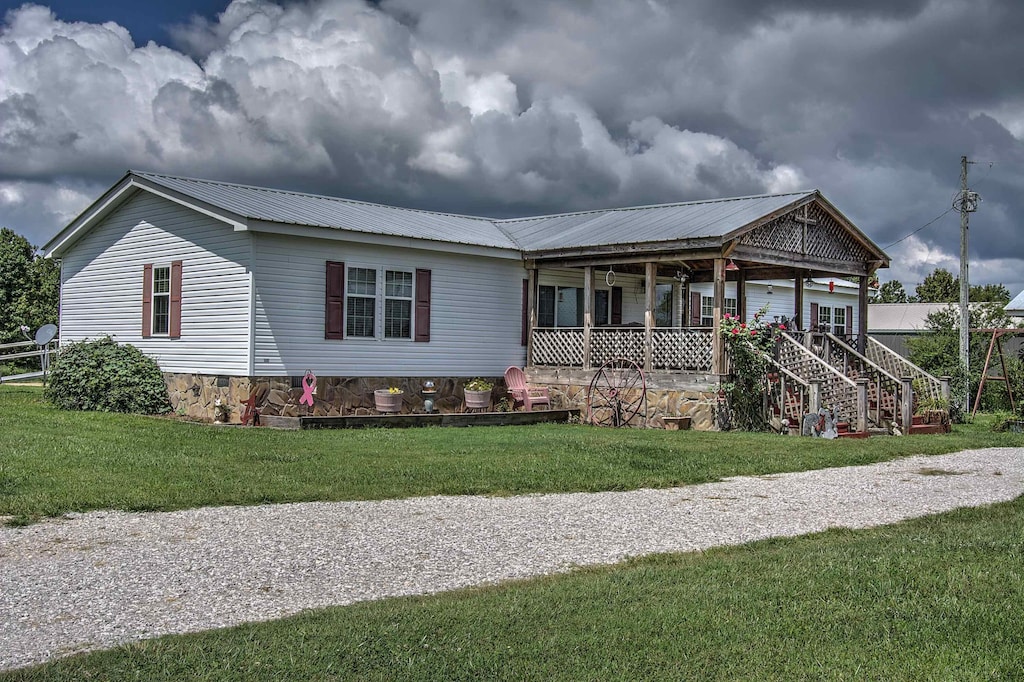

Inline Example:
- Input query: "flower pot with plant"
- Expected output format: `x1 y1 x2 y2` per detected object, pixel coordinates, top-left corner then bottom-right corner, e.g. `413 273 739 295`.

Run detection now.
374 386 404 413
464 378 493 410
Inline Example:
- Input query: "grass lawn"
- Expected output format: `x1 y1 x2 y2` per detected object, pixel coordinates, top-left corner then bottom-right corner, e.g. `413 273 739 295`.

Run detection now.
1 384 1022 523
4 495 1022 680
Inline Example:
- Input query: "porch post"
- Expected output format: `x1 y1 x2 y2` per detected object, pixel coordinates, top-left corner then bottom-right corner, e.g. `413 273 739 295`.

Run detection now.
526 266 538 367
644 262 656 372
583 266 594 370
794 273 804 331
712 258 726 375
857 275 869 354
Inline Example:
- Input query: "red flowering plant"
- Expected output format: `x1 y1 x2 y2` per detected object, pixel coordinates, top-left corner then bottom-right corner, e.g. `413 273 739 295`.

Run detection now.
718 305 783 430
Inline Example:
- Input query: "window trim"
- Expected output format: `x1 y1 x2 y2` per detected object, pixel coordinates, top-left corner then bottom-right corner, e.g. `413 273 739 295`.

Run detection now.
151 264 172 336
343 263 418 341
700 295 737 326
142 261 181 339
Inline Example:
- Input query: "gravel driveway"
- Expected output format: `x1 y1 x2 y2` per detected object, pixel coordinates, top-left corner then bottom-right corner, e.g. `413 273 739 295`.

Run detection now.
2 447 1022 671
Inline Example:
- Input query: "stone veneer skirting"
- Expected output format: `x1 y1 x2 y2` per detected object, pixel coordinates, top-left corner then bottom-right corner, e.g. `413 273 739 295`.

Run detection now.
164 369 723 430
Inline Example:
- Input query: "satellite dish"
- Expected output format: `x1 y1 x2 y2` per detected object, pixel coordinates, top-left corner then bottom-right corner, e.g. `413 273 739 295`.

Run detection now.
34 324 58 345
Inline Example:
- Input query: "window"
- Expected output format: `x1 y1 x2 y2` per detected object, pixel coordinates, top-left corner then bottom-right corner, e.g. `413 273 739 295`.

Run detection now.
346 267 376 338
816 306 848 335
142 261 181 338
700 296 737 326
538 285 613 327
338 265 419 340
595 289 609 326
384 270 413 339
655 284 673 327
152 266 171 335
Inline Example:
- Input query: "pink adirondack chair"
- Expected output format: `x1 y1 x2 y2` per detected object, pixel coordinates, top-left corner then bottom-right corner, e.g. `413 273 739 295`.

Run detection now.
504 366 551 411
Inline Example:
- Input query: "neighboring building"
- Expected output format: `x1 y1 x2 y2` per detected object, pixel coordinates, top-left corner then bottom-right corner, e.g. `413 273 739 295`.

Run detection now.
44 171 888 423
868 303 952 356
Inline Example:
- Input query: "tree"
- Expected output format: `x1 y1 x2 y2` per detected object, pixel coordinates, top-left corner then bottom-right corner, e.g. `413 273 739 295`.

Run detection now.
872 280 909 303
969 283 1011 303
907 301 1016 417
914 268 958 303
0 227 59 344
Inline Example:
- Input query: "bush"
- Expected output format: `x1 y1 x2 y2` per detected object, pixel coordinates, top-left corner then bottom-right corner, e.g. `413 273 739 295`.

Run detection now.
44 337 170 414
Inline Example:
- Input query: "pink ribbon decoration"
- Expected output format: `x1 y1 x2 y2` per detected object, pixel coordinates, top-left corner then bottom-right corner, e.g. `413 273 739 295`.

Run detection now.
300 370 316 406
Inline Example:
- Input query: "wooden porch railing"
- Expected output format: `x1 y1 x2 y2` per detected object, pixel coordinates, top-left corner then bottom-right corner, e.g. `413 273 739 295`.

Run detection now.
531 327 714 372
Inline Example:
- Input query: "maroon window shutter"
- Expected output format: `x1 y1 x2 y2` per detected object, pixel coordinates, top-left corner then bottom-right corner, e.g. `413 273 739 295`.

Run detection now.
689 291 701 326
521 278 529 346
611 286 623 325
325 261 345 339
169 260 183 338
846 305 854 335
142 264 153 338
810 302 819 331
415 268 431 342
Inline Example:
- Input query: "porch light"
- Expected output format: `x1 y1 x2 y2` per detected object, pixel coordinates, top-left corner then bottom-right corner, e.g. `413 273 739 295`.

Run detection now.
767 284 773 295
725 259 739 272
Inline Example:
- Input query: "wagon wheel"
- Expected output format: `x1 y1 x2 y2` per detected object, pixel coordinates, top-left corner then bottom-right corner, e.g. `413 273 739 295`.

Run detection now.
587 358 647 427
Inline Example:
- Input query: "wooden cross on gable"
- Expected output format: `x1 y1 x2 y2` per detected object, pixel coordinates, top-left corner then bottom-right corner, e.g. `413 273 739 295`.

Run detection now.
793 204 818 255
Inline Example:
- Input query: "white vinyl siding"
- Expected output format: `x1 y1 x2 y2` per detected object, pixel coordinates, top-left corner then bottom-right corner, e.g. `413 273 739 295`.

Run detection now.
58 191 252 374
252 233 525 376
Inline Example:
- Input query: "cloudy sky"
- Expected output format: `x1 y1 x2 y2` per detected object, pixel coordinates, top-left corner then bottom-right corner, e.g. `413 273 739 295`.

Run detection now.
2 0 1023 292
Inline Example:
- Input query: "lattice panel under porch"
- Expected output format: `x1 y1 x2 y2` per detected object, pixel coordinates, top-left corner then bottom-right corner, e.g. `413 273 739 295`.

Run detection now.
590 329 645 367
652 329 713 371
532 329 584 366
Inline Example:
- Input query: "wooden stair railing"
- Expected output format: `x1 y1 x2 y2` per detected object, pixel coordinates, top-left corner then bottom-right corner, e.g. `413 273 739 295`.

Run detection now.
763 354 809 427
861 336 943 404
775 333 862 426
822 333 900 426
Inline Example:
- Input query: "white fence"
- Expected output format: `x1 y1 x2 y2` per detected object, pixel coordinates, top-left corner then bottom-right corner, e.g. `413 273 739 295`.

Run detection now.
0 339 58 383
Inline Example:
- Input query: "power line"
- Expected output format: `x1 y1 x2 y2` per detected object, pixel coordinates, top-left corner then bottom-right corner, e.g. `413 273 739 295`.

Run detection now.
882 207 955 250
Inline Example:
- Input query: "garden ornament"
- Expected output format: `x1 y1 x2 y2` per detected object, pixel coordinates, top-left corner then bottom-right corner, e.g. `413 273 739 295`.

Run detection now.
300 370 316 407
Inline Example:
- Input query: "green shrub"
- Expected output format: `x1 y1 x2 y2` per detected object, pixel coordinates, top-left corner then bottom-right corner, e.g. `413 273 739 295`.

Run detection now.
44 337 170 414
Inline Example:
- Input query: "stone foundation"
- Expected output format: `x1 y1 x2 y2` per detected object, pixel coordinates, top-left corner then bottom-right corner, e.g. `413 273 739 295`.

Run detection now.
164 373 509 424
529 367 723 430
164 369 722 430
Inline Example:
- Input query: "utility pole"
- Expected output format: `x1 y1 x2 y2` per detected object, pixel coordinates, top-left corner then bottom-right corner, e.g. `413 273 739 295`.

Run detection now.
958 156 978 413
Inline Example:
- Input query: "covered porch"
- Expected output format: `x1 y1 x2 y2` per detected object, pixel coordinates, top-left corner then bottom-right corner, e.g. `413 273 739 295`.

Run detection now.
521 191 888 378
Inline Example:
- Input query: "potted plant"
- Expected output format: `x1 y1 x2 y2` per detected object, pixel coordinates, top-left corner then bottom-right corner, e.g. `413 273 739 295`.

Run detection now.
464 377 493 410
374 386 404 413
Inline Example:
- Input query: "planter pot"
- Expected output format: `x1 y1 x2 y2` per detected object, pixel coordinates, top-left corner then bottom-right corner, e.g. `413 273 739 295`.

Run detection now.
374 389 404 413
464 389 492 410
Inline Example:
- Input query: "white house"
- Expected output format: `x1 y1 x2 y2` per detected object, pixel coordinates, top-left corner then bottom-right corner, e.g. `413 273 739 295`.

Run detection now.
44 171 888 421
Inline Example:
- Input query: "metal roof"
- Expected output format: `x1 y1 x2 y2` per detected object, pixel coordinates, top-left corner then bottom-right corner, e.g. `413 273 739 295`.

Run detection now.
132 171 520 251
134 172 820 253
496 191 815 252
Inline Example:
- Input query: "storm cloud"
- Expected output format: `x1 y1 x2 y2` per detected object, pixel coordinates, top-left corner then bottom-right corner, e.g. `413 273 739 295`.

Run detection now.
2 0 1023 290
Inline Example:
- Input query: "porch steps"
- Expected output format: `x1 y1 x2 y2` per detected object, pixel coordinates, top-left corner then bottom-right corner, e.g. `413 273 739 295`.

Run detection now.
908 414 951 435
835 421 870 439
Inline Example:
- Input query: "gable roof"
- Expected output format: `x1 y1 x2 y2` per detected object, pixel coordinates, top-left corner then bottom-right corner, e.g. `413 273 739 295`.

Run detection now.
45 171 887 268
